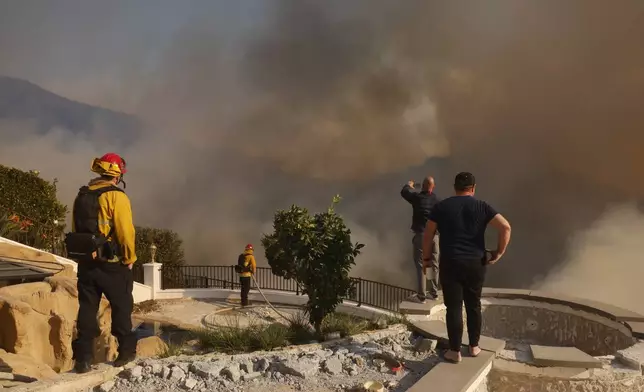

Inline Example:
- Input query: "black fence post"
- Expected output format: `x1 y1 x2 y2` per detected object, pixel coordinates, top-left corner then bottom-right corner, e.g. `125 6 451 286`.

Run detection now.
357 278 362 307
230 265 235 290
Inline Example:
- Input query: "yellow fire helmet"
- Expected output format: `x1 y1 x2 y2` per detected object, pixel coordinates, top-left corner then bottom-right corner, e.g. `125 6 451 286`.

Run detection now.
90 153 127 177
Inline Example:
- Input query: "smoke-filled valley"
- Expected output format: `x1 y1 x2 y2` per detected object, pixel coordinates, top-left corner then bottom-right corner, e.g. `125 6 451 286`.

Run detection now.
1 1 644 311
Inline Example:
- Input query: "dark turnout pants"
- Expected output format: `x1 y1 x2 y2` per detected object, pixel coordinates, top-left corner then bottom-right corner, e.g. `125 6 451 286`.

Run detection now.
240 276 251 306
72 261 136 364
440 258 486 352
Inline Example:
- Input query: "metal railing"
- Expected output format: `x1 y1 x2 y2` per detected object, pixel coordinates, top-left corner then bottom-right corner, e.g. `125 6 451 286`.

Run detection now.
160 265 415 312
132 263 144 284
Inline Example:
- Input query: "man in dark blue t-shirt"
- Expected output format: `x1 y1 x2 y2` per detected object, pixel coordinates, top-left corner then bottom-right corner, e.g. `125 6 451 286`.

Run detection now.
422 172 511 364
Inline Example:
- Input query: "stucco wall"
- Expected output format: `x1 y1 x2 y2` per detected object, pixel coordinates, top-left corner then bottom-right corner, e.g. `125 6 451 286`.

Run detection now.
430 298 634 356
487 368 644 392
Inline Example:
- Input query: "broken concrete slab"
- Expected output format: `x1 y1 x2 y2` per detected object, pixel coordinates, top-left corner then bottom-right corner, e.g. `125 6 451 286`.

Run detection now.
9 363 123 392
615 342 644 371
529 345 603 369
411 320 505 353
408 349 494 392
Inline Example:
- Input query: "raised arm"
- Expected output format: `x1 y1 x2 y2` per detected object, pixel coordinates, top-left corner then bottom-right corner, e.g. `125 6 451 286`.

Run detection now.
400 181 416 204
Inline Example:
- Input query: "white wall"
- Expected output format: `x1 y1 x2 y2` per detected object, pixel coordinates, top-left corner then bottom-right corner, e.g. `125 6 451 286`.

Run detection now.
0 235 77 270
0 235 154 302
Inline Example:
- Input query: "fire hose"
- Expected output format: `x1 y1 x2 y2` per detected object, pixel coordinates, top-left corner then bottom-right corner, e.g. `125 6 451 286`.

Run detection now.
249 273 292 324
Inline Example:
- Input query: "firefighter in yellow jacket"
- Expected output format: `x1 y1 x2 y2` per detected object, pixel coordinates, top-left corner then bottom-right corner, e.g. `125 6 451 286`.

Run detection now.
66 153 137 373
236 244 257 307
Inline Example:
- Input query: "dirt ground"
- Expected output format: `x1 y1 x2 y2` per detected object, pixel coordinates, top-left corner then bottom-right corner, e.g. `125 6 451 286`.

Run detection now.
133 298 305 330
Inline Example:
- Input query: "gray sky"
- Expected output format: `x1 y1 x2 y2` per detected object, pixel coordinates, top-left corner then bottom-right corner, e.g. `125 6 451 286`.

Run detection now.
2 1 644 309
0 0 267 108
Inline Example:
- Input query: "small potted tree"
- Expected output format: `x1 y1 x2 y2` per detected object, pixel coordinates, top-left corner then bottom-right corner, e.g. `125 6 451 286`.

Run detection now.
261 195 364 336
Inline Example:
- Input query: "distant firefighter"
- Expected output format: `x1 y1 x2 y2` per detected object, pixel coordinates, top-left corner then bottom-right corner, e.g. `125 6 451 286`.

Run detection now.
401 176 441 303
235 243 257 307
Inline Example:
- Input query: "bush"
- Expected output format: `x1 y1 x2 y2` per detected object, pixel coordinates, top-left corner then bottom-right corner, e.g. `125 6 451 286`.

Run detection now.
135 226 186 265
286 311 316 344
0 165 67 253
321 313 371 337
193 317 291 354
193 315 316 354
261 195 364 334
159 341 185 359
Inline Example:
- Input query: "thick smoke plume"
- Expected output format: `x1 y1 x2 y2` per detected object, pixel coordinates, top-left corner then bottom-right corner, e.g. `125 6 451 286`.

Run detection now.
1 1 644 309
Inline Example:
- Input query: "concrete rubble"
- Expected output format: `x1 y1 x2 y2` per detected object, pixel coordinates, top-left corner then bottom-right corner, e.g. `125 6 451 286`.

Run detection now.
93 328 439 392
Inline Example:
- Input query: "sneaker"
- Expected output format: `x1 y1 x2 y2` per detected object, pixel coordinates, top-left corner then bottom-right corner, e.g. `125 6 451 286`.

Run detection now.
74 361 91 374
113 352 136 367
409 294 427 304
426 292 439 300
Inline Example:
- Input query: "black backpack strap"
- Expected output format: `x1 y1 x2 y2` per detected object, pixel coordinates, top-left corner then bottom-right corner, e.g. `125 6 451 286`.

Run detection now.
89 185 125 240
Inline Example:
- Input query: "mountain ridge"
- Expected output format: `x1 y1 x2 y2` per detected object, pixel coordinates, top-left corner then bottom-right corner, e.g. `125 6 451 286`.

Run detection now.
0 75 142 145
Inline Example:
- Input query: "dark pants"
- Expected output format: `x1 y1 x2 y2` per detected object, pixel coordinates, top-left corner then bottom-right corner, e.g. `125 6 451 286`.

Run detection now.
240 276 251 306
440 259 486 351
72 262 136 364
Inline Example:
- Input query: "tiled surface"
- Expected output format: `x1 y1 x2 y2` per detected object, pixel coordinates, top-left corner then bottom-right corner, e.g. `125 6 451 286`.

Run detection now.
408 349 494 392
411 320 506 353
529 345 602 369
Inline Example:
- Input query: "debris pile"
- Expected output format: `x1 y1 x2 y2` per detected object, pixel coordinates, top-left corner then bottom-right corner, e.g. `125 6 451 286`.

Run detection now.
99 327 439 392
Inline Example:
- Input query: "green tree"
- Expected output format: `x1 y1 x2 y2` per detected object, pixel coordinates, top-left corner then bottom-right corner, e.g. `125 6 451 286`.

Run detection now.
0 165 67 253
134 226 186 266
135 226 186 287
261 195 364 335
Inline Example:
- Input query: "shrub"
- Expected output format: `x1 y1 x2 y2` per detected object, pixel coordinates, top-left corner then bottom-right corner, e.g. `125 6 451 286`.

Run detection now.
193 315 313 354
286 311 316 344
135 226 186 265
0 165 67 253
261 195 364 334
254 323 291 351
134 226 187 285
0 211 21 240
321 313 371 337
159 341 185 359
132 299 162 314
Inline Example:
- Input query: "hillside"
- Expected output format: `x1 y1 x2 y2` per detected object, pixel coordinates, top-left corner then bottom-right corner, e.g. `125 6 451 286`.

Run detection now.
0 76 141 145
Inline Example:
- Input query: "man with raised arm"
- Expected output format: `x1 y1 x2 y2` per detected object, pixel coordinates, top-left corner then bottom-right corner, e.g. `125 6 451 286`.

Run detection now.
401 176 441 303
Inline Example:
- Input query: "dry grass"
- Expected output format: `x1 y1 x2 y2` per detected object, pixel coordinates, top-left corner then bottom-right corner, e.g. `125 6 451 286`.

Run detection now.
133 299 162 314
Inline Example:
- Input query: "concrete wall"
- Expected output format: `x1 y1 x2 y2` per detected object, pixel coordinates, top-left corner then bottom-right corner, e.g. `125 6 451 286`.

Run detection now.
0 236 77 270
487 367 644 392
429 297 634 356
0 235 154 303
